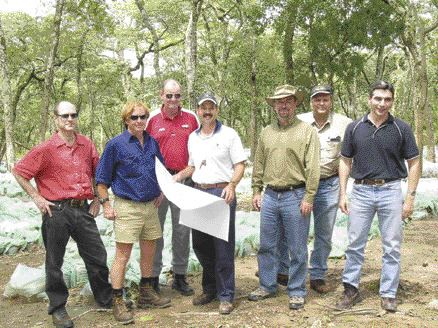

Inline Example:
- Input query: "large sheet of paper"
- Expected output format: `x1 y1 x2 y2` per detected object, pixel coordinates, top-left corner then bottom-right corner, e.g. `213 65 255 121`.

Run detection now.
155 158 230 241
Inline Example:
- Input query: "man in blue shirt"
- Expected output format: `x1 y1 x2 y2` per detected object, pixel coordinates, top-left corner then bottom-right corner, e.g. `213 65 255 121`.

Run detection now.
96 102 171 324
336 81 421 312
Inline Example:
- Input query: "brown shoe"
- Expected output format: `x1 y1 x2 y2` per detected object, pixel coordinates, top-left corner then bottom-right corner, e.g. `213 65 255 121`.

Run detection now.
255 270 288 286
335 284 361 310
113 294 134 325
381 297 397 312
192 293 216 306
138 283 171 309
219 301 234 314
52 307 74 328
310 279 329 294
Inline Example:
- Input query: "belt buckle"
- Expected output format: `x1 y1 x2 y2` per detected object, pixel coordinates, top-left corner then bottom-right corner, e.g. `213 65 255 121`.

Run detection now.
199 184 208 190
374 179 385 186
70 199 84 207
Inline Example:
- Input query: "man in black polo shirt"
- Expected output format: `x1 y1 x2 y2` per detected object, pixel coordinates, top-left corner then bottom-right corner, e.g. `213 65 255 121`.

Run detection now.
336 81 421 312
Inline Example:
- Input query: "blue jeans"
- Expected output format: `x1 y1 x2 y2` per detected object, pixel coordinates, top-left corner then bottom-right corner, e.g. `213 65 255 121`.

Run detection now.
257 187 310 297
342 181 403 298
192 187 236 302
309 176 340 280
278 176 340 280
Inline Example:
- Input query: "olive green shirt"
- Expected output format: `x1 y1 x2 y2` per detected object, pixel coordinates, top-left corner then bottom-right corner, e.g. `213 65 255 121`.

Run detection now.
252 117 321 204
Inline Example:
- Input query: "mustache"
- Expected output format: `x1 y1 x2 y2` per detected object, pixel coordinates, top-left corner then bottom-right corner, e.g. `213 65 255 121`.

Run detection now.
203 114 213 118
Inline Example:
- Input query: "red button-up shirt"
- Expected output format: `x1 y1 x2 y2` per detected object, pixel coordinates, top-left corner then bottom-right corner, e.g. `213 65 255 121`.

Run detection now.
146 106 199 171
14 133 99 201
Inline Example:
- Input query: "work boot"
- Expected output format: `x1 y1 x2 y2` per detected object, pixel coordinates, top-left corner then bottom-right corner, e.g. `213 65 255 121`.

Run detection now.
172 274 194 296
151 276 160 293
113 294 134 324
255 270 288 286
335 283 361 310
381 297 397 312
138 282 171 309
192 292 216 306
52 307 74 328
310 279 330 294
219 301 234 314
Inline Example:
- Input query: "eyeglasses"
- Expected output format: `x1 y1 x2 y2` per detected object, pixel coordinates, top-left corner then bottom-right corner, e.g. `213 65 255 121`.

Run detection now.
165 93 181 100
57 113 78 119
130 114 147 121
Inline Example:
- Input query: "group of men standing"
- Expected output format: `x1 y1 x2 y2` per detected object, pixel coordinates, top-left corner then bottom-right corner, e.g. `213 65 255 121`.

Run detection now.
248 81 420 312
11 78 420 327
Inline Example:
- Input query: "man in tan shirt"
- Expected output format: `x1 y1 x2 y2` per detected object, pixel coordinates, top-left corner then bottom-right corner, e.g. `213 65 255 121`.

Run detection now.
297 85 352 293
248 85 320 310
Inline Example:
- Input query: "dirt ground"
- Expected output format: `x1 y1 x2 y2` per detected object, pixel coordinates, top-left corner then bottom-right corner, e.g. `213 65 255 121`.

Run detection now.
0 217 437 328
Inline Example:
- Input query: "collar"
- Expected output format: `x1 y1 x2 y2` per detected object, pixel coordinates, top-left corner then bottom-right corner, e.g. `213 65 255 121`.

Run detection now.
195 120 222 135
160 104 182 120
51 132 82 147
311 112 333 129
275 116 296 129
122 129 149 143
364 112 394 125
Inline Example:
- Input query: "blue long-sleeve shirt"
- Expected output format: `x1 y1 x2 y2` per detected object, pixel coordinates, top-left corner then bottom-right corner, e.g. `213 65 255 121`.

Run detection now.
96 130 164 202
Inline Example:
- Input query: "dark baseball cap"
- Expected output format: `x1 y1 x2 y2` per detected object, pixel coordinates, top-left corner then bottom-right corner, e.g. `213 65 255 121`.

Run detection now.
310 85 333 98
197 92 218 106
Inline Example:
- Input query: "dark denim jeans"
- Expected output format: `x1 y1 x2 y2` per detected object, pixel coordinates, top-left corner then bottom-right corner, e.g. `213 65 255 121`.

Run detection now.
41 201 112 314
192 187 236 302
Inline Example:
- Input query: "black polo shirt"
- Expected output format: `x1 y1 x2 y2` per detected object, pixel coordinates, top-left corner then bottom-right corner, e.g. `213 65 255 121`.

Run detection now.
341 113 419 180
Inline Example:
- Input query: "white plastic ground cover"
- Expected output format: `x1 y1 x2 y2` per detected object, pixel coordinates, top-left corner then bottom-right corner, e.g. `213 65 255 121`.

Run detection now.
2 157 438 299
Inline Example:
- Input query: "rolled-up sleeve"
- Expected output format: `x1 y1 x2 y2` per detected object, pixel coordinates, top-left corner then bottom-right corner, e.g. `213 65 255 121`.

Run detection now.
303 128 321 204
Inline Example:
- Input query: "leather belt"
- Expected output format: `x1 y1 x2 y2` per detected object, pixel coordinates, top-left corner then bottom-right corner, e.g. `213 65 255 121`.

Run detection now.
354 178 399 186
53 199 88 208
267 183 305 192
320 174 338 181
195 182 229 190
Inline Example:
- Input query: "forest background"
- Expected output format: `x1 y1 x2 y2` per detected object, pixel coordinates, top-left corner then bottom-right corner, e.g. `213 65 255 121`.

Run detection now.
0 0 437 169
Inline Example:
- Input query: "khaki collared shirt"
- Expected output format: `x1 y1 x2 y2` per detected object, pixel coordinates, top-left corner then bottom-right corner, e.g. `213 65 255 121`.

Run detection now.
251 118 320 204
298 112 352 178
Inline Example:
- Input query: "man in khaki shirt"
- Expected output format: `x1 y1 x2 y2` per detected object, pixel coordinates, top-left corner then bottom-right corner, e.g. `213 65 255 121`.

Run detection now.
248 85 320 310
297 85 352 293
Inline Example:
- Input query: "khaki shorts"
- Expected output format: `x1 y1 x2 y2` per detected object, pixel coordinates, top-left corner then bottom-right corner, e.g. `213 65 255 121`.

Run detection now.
113 196 162 243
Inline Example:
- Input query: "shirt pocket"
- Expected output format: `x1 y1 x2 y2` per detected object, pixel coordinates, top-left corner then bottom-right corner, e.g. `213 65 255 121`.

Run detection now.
322 135 342 160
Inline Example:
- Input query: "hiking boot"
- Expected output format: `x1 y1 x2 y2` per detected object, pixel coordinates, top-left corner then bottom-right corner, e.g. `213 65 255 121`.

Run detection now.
96 298 134 312
248 287 275 301
151 276 160 293
172 274 194 296
138 283 171 309
310 279 329 294
381 297 397 312
255 270 288 286
52 307 74 328
277 273 288 286
192 293 216 306
113 294 134 324
289 296 305 310
335 283 361 310
219 301 234 314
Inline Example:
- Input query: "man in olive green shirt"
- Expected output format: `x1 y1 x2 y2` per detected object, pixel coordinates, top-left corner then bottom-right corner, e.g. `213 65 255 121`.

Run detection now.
248 85 320 310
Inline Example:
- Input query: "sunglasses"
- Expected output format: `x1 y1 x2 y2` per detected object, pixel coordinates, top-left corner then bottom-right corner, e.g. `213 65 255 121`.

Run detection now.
130 114 147 121
57 113 78 119
165 93 181 99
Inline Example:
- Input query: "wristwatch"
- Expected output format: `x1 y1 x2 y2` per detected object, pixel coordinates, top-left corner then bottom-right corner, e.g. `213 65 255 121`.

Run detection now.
98 197 109 204
408 190 416 197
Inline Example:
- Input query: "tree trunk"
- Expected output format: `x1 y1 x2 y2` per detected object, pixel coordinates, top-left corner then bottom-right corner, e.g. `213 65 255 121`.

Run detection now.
40 0 65 141
375 45 385 80
282 1 298 84
249 35 258 161
134 0 161 82
185 0 203 110
425 101 436 162
0 18 15 169
76 30 88 113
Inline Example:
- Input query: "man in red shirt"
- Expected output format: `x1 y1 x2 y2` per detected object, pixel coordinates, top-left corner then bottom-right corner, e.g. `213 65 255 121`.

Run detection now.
12 101 112 328
146 79 199 295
